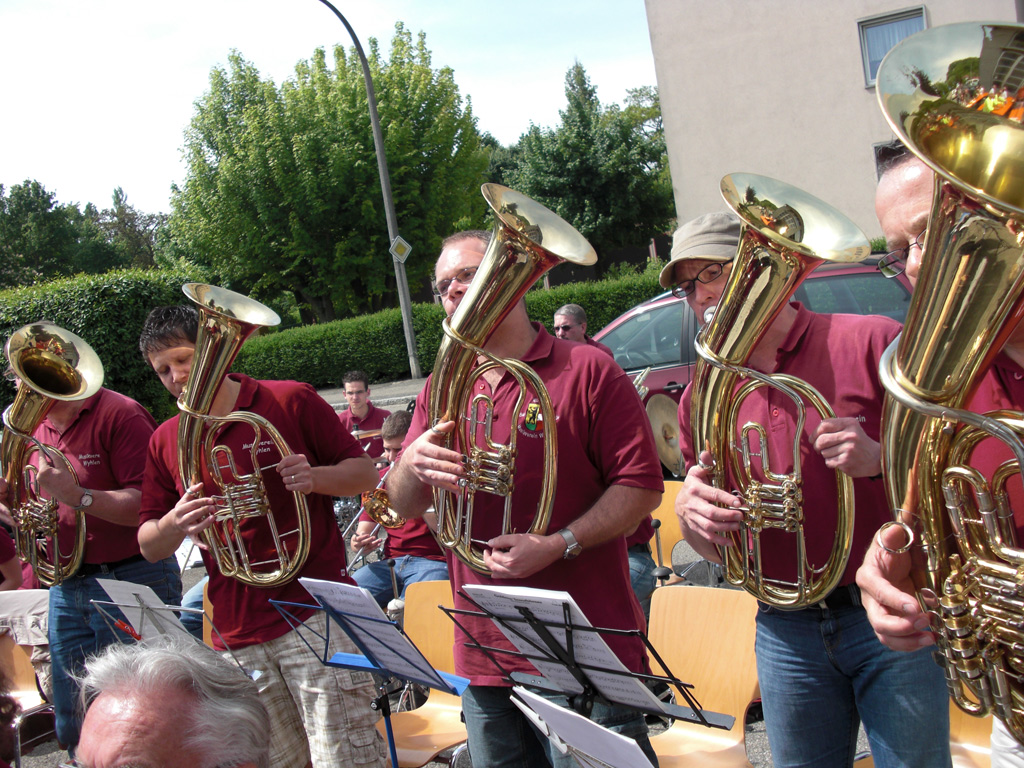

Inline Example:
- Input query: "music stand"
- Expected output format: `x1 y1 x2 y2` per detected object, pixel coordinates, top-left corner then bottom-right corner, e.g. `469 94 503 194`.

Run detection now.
448 584 732 730
89 579 252 676
270 577 469 768
511 686 655 768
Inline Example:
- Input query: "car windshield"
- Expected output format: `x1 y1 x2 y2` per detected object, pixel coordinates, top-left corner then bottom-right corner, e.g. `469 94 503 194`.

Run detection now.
598 300 684 369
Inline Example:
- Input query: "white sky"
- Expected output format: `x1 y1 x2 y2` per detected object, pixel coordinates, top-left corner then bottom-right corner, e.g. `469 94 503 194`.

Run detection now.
0 0 656 215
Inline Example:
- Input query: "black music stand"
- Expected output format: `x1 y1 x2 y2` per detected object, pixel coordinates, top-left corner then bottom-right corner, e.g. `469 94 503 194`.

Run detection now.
270 577 469 768
446 584 733 730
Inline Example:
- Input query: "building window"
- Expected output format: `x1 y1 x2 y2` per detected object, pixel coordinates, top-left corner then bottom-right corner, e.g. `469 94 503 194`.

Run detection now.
859 7 926 87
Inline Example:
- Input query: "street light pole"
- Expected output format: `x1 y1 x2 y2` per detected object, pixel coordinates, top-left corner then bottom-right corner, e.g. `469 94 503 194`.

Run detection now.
317 0 422 378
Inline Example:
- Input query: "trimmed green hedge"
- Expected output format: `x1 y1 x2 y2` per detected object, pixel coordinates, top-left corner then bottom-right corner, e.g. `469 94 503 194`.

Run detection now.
0 269 207 421
0 262 664 419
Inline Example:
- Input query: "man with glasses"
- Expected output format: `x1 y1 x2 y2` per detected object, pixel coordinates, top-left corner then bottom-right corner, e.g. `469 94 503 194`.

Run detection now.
552 304 613 356
338 370 391 464
389 229 664 767
858 147 1024 765
668 211 951 768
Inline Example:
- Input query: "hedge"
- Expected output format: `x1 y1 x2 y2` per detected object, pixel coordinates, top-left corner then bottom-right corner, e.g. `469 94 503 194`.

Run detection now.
0 261 665 420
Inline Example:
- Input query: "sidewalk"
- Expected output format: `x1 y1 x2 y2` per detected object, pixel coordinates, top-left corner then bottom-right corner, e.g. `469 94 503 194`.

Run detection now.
319 376 428 413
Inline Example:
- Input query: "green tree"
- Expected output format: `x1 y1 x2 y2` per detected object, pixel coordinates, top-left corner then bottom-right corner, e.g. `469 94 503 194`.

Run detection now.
169 23 487 323
508 63 674 257
0 181 77 288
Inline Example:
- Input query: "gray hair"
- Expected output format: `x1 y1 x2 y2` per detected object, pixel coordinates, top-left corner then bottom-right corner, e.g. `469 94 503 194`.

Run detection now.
79 636 270 768
554 304 587 324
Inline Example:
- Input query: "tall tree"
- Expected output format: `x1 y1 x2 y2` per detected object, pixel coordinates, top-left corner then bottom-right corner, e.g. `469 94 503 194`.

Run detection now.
168 23 487 323
0 181 76 288
509 63 673 257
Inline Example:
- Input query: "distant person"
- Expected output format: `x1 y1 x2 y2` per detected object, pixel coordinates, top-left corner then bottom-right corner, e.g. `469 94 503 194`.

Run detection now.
76 636 270 768
350 410 448 608
553 304 613 356
338 370 391 462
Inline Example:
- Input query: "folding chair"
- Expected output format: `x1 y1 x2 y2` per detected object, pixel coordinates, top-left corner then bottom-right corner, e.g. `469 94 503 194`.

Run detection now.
0 632 54 768
949 701 991 768
377 579 467 767
646 585 759 767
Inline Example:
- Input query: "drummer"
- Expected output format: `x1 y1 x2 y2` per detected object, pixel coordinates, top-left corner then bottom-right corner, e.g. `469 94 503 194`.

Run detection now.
338 370 391 463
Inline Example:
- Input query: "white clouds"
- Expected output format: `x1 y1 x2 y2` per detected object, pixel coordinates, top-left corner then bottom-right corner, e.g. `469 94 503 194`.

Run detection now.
0 0 655 214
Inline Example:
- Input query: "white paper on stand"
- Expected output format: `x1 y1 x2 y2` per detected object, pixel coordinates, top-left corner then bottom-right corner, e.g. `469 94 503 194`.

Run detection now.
95 579 191 641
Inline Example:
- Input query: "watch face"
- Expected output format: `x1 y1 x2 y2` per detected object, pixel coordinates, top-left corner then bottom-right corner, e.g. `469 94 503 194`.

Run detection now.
80 492 93 507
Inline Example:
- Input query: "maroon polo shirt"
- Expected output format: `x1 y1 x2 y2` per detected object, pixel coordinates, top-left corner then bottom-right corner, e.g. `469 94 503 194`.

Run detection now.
679 304 901 588
33 388 156 566
960 353 1024 537
584 336 614 358
404 323 664 685
0 527 14 563
339 402 391 460
141 375 362 650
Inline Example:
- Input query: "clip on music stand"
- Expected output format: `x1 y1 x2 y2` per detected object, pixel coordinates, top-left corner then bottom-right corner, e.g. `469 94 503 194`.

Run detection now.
89 579 254 677
447 584 733 731
511 685 655 768
270 577 470 768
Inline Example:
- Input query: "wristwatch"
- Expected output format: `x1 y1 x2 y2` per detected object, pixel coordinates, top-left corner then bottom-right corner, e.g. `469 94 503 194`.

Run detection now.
75 490 94 510
557 528 582 560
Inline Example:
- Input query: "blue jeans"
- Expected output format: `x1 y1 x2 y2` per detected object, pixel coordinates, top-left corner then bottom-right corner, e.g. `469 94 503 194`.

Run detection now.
49 556 182 749
628 543 657 623
462 685 658 768
351 555 449 609
179 574 208 639
755 601 951 768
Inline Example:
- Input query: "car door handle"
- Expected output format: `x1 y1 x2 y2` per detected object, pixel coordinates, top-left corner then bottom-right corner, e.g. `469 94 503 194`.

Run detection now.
662 382 685 392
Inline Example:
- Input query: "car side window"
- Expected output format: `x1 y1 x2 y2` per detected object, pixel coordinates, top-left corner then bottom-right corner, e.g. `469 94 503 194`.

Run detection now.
602 301 684 370
794 273 910 323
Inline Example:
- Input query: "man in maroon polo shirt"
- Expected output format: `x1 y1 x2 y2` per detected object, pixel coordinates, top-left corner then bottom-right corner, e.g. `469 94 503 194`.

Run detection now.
0 340 181 755
338 370 391 463
857 147 1024 764
386 229 664 768
552 303 613 357
669 211 951 767
135 304 386 768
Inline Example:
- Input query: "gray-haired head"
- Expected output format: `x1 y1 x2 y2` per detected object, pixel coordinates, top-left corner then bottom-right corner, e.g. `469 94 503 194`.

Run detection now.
554 304 587 325
78 636 270 768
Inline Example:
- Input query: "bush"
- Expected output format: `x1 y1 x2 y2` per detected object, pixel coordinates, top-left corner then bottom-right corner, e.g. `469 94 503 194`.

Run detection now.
0 268 207 420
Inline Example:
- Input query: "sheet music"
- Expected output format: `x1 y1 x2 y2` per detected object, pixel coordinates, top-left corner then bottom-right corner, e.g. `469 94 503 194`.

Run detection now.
512 687 655 768
299 577 453 692
462 584 665 711
94 579 192 641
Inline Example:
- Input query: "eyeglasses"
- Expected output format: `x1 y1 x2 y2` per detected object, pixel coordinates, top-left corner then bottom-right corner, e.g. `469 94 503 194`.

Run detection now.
553 324 577 334
878 231 926 279
671 262 725 299
433 267 478 298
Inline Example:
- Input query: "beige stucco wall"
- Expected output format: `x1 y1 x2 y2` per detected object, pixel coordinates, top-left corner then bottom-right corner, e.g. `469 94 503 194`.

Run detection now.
645 1 1021 239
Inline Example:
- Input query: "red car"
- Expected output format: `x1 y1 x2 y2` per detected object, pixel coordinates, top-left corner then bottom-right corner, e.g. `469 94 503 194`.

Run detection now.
592 259 912 474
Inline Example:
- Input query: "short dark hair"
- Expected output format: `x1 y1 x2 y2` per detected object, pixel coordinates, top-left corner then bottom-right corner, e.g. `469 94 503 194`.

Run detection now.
342 370 369 389
381 410 412 441
440 230 490 252
876 141 916 178
139 305 199 362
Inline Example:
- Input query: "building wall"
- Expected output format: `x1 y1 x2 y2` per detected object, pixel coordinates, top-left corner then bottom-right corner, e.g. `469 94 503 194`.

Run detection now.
645 1 1021 239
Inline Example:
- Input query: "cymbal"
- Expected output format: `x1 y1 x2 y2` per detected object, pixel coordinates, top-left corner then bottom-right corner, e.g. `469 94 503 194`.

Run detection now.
646 394 683 476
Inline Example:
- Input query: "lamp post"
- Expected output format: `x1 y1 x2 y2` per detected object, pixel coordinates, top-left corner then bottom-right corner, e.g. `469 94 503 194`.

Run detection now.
317 0 422 378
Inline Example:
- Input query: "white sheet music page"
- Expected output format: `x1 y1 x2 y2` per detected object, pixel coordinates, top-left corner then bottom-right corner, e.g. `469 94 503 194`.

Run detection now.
461 584 664 711
94 579 191 641
299 577 450 691
512 686 655 768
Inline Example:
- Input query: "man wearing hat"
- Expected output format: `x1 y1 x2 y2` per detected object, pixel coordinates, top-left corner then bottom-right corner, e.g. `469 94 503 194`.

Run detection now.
668 212 951 767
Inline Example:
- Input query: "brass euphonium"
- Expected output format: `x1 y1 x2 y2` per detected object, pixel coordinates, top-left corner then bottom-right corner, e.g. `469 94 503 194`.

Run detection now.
1 322 103 586
691 173 870 608
361 469 403 529
876 22 1024 737
429 184 597 574
178 283 311 588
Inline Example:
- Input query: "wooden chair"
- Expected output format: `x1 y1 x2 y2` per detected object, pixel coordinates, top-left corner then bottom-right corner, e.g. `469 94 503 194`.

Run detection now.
0 632 54 768
651 480 686 583
377 579 467 768
646 585 760 767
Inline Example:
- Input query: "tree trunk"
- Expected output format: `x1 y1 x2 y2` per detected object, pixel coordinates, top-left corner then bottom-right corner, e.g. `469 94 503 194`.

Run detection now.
297 289 336 324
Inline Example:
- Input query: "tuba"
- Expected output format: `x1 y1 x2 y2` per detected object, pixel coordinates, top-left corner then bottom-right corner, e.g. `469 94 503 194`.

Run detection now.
876 22 1024 737
691 173 870 608
428 184 597 574
177 283 311 588
1 322 103 585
